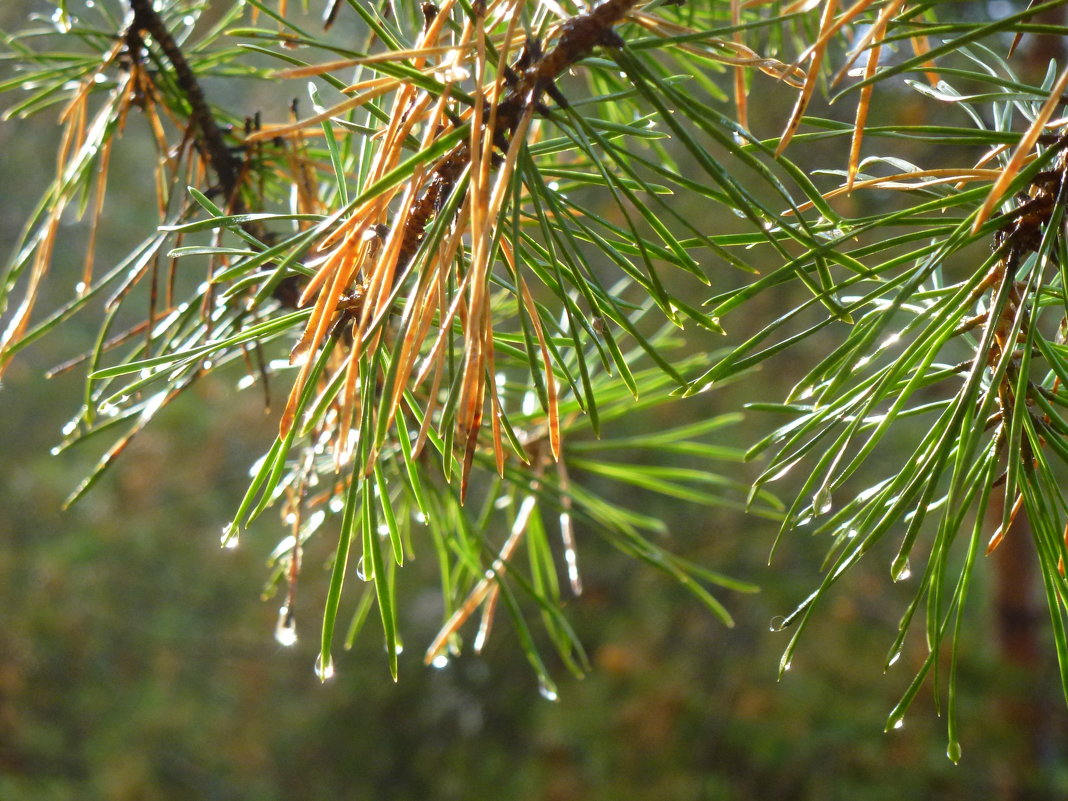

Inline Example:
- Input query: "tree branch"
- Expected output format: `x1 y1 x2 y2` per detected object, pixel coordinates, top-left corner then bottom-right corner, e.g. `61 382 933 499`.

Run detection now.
126 0 243 203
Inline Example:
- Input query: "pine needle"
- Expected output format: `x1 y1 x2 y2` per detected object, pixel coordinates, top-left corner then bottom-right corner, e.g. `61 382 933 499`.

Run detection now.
972 64 1068 234
776 0 838 157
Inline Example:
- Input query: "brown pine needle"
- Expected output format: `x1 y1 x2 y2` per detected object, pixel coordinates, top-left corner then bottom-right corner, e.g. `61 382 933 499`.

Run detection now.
731 0 748 130
909 33 939 86
630 12 806 88
473 580 502 654
271 45 473 78
1060 519 1068 576
973 64 1068 234
788 0 878 78
847 16 886 190
777 0 838 157
830 0 907 87
790 168 1002 214
987 492 1024 554
424 491 540 664
1007 0 1041 59
244 77 405 143
280 246 362 436
497 240 557 453
743 0 820 10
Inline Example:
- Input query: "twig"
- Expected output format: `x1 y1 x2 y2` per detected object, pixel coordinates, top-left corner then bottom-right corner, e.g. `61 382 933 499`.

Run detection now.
395 0 641 279
126 0 243 202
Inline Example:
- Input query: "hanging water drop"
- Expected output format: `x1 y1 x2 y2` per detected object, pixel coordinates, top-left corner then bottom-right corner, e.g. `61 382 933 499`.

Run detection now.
537 676 559 702
891 558 912 582
315 653 335 681
947 740 962 763
220 524 238 549
813 486 832 515
356 556 368 581
892 718 904 730
769 616 787 633
275 606 298 647
431 654 449 669
289 340 312 366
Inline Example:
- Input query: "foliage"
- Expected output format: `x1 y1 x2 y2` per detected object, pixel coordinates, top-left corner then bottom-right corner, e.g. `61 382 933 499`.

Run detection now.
4 0 1068 758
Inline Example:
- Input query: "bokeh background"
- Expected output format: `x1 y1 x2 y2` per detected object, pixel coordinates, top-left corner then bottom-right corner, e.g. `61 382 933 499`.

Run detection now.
3 1 1068 799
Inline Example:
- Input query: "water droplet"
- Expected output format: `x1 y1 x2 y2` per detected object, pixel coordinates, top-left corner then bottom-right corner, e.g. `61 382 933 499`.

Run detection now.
221 524 240 550
947 740 962 763
50 7 72 31
537 676 559 702
769 616 787 633
329 496 344 513
782 660 792 672
887 650 901 668
892 558 912 582
892 718 904 730
393 640 404 656
813 487 832 515
846 528 858 539
315 653 335 681
356 556 368 581
289 341 311 366
431 654 449 669
49 446 62 456
61 419 78 436
275 606 298 647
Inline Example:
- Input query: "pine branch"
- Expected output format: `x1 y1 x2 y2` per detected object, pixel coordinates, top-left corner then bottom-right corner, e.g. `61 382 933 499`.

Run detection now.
396 0 642 282
126 0 243 203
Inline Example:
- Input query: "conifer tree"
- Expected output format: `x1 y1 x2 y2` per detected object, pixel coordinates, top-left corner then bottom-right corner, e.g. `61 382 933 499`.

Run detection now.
4 0 1068 757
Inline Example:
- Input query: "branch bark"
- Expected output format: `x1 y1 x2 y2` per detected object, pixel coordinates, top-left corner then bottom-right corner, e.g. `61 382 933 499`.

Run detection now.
127 0 244 203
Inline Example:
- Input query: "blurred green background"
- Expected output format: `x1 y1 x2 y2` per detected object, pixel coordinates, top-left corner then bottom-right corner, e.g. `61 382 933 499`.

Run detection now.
3 2 1068 799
